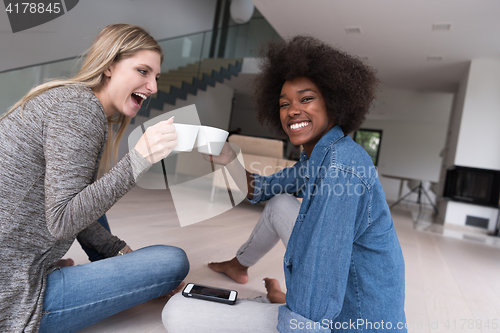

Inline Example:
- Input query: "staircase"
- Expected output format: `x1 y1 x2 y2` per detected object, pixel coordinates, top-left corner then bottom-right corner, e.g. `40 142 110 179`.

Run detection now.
136 58 243 120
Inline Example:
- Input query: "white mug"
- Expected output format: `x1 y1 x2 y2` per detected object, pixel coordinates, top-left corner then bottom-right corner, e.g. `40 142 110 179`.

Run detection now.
196 126 229 156
172 123 200 152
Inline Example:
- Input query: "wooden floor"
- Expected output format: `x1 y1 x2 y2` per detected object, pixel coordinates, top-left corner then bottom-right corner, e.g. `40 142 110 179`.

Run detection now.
65 187 500 333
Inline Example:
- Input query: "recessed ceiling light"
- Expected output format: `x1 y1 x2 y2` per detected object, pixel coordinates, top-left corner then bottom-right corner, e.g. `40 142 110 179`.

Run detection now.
345 26 362 34
432 23 451 31
427 55 444 61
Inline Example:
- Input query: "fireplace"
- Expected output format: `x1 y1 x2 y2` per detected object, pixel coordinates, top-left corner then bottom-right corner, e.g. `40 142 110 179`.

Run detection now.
443 166 500 208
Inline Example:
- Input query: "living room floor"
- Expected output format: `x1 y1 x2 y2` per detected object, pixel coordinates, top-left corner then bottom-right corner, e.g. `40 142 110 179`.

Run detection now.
66 187 500 333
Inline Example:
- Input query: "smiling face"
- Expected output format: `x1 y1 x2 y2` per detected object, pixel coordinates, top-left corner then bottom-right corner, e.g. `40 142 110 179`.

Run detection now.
279 77 335 156
95 49 161 118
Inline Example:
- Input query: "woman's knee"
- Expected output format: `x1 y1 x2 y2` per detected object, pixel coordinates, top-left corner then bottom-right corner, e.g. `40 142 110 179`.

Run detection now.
138 245 190 280
265 194 300 214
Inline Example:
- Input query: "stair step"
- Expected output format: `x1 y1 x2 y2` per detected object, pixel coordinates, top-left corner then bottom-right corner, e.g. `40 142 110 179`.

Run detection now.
159 77 197 84
186 62 239 67
195 58 240 62
162 71 211 77
158 79 190 85
135 58 242 120
184 59 241 66
174 65 236 72
164 67 233 74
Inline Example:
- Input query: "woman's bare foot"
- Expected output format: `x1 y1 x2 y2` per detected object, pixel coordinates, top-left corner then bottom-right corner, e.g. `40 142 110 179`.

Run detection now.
208 257 249 284
55 258 74 267
264 278 286 304
159 281 186 300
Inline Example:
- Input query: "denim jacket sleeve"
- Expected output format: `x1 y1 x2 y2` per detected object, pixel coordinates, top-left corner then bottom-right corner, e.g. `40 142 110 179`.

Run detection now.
277 166 371 332
248 159 307 204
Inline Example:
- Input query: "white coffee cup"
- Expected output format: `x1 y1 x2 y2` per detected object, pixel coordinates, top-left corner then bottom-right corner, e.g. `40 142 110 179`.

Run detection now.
196 126 229 156
172 123 200 152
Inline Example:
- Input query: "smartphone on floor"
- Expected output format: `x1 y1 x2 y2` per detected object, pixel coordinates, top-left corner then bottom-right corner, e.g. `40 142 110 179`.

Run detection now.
182 283 237 305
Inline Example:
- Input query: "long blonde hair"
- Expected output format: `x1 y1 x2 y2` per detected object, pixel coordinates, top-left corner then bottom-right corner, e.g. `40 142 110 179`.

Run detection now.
2 23 163 177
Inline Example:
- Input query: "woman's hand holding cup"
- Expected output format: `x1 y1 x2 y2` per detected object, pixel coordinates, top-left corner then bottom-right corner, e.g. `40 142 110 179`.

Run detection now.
203 142 237 166
134 117 178 164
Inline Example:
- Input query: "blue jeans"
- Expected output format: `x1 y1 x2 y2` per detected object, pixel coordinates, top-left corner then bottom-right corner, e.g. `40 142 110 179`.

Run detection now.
236 194 300 267
39 245 189 333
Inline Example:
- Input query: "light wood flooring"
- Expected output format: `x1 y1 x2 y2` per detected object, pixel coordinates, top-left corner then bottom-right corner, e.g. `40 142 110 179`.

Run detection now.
64 187 500 333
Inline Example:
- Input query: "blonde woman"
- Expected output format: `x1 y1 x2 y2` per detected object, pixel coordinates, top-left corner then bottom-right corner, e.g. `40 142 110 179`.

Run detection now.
0 24 189 333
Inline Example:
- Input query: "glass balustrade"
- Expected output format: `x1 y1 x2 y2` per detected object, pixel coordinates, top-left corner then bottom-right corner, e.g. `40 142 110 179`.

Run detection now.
0 18 281 116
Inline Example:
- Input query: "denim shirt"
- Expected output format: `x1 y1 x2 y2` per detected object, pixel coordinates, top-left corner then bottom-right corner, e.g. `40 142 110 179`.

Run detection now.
250 126 406 332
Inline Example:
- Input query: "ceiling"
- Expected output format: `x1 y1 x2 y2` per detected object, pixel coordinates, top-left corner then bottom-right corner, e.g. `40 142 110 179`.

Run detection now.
251 0 500 93
1 0 498 94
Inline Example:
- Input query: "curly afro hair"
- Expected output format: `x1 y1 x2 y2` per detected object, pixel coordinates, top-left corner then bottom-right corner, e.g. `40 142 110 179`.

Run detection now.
253 35 379 136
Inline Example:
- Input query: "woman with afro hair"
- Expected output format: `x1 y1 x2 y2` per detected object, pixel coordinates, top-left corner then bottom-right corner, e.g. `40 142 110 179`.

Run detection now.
163 36 406 333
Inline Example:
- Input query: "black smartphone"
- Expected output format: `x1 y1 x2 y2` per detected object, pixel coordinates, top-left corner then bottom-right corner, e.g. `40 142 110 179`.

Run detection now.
182 283 237 305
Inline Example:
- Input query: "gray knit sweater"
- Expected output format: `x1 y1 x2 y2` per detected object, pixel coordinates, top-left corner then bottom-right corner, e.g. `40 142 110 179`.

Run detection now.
0 85 151 332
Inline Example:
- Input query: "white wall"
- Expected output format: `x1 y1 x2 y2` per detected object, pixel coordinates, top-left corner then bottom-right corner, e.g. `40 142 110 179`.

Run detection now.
356 87 454 201
442 65 470 171
368 88 453 124
441 58 500 230
437 63 470 220
454 59 500 170
365 119 448 182
363 119 448 201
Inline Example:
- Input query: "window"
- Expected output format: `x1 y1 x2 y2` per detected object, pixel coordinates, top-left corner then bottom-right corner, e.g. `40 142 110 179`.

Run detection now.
353 129 382 167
